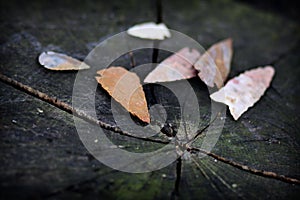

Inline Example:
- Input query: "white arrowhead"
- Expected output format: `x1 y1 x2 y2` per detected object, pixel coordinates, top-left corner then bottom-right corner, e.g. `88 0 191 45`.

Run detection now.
127 22 171 40
210 66 275 120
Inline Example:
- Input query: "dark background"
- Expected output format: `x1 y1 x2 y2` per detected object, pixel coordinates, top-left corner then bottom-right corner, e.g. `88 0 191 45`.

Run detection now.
1 0 299 199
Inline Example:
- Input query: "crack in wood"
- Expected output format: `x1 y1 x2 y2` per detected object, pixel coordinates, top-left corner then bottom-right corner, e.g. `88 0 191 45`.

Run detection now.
199 158 245 199
1 73 299 186
150 0 161 113
171 157 182 200
152 0 162 72
156 0 163 24
0 73 169 144
129 51 136 68
188 147 300 185
191 157 246 199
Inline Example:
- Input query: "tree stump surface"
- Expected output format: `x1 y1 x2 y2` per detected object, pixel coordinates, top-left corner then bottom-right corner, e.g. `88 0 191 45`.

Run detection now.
1 0 299 199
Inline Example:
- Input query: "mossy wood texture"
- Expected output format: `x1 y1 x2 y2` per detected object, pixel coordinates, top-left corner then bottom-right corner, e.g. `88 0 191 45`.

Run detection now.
0 0 299 199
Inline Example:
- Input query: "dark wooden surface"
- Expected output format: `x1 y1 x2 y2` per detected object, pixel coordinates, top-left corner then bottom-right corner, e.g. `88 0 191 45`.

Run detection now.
1 0 299 199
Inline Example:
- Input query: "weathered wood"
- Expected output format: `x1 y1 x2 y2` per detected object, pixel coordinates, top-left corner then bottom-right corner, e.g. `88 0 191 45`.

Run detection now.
0 83 176 199
0 0 299 199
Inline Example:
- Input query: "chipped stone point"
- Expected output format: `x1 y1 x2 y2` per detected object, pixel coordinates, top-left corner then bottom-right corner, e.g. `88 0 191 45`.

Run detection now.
38 51 90 70
210 66 275 120
127 22 171 40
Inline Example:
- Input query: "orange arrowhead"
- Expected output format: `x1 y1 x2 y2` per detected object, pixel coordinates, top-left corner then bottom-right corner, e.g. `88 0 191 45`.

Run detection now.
195 38 233 88
95 66 150 123
144 47 200 83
